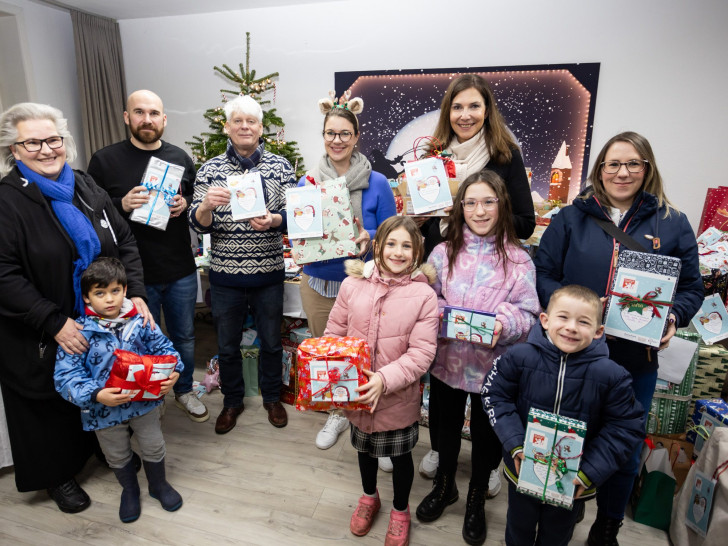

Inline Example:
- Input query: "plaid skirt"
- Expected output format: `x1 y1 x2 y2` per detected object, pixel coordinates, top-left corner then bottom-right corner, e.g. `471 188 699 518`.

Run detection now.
350 421 419 458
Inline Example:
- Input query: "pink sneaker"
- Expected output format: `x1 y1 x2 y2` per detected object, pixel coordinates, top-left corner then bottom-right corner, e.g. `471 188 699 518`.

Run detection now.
350 491 381 536
385 506 411 546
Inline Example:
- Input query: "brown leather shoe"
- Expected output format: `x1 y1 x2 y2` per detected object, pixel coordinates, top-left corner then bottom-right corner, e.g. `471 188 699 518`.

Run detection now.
263 401 288 428
214 404 244 434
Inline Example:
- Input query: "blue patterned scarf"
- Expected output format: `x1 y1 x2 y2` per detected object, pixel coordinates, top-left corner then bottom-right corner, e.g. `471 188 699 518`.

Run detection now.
16 161 101 315
225 138 264 170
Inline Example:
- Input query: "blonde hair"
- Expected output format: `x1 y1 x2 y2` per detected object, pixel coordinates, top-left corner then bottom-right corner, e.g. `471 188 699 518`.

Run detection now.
373 216 424 275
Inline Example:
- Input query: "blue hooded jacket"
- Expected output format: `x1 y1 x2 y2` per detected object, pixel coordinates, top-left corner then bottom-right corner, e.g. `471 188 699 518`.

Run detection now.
54 311 182 431
482 324 645 494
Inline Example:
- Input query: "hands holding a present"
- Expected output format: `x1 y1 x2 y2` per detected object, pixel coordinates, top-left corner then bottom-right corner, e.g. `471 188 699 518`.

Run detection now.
97 387 133 407
169 194 187 218
159 371 180 396
353 217 370 256
121 186 150 213
514 452 524 475
355 368 383 412
484 320 503 348
572 480 586 499
249 209 282 231
659 313 677 350
195 186 231 227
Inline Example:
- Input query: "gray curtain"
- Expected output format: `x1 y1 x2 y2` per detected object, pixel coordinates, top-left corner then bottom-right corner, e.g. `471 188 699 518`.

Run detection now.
70 10 127 161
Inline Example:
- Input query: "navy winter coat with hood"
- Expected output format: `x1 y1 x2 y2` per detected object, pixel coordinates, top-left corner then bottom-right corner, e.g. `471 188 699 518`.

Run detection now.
482 324 645 495
534 189 703 374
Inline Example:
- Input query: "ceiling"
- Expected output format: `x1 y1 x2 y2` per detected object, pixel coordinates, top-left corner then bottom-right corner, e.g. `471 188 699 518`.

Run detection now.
42 0 332 20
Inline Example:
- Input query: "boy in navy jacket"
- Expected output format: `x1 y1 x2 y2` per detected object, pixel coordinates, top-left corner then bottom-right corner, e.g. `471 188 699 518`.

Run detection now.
55 258 183 523
481 285 644 546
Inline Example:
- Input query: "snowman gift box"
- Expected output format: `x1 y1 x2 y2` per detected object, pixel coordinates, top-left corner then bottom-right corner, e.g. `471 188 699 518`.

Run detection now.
130 157 185 230
399 157 459 216
517 408 586 510
288 177 359 265
686 398 728 456
603 250 681 348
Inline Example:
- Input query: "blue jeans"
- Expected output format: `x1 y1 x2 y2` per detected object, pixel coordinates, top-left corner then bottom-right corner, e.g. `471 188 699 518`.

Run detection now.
595 369 654 520
145 272 198 394
210 282 283 406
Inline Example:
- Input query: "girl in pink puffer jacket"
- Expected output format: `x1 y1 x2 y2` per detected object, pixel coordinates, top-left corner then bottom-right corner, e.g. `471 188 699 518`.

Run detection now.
324 216 439 546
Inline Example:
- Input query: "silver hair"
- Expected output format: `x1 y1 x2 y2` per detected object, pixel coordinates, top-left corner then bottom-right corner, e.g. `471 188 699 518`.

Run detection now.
0 102 76 178
223 95 263 123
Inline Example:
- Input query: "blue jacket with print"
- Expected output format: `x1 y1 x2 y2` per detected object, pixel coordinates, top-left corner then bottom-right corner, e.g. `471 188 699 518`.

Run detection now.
482 324 645 493
54 313 182 431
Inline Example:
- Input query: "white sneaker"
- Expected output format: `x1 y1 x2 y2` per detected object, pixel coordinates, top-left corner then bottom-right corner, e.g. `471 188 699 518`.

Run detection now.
378 457 393 472
487 467 502 498
315 413 349 449
418 449 439 478
174 392 210 423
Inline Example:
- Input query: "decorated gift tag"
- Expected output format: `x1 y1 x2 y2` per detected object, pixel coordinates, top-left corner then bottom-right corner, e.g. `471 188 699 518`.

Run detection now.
286 186 324 238
691 294 728 344
227 171 267 221
404 157 453 214
685 470 716 537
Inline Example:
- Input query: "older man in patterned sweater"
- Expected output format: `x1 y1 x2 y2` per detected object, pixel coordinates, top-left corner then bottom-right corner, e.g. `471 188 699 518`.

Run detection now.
189 96 296 433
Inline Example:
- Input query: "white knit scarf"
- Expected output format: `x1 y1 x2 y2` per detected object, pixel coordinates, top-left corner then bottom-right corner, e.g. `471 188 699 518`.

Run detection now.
445 129 491 180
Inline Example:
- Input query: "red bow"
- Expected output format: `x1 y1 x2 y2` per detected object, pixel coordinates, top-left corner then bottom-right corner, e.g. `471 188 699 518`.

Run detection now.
311 360 356 400
131 356 162 397
609 289 673 319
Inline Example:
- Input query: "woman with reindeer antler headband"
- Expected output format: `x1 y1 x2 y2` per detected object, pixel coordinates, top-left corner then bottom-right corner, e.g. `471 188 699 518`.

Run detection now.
298 91 396 456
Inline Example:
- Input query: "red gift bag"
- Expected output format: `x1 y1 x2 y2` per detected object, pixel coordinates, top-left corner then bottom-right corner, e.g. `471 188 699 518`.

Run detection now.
412 136 457 178
104 349 178 401
699 186 728 234
295 336 371 411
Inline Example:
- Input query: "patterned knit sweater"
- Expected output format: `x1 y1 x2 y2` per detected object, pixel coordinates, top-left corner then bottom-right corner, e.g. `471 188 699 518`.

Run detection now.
189 144 296 287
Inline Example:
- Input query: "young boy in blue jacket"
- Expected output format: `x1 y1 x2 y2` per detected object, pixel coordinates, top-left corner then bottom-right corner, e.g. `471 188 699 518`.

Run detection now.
481 285 645 546
55 257 184 523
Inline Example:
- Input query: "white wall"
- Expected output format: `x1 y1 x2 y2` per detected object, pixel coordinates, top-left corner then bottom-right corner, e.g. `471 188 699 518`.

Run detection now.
0 0 85 166
117 0 728 230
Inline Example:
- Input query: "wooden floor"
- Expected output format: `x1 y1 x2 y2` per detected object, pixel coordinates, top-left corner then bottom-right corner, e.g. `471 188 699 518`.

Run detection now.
0 377 671 546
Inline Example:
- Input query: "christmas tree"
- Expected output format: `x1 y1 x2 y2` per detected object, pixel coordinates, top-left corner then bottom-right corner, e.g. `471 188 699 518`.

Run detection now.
186 32 305 176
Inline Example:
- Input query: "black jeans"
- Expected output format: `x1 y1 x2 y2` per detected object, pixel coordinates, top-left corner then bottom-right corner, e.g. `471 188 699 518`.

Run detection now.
430 375 502 488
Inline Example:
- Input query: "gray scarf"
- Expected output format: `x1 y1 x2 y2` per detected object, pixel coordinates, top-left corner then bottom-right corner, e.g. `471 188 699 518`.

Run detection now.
310 151 371 223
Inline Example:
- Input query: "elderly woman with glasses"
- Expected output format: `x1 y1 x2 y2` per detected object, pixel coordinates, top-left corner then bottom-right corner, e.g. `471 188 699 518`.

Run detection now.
534 131 702 544
297 92 396 454
0 103 150 514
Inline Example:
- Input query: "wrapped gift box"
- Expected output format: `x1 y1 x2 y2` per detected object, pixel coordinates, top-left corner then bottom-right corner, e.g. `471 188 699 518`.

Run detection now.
648 330 699 435
280 339 299 405
698 186 728 234
130 157 184 231
296 336 371 411
241 345 260 397
290 326 312 344
290 177 359 264
517 408 586 510
687 398 728 455
692 344 728 410
441 305 497 345
603 250 681 348
397 176 459 217
691 294 728 345
104 349 177 401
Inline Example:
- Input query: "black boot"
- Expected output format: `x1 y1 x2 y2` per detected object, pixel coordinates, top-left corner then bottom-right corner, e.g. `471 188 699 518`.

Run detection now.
415 471 458 522
587 512 623 546
462 484 487 545
112 459 141 523
143 458 183 512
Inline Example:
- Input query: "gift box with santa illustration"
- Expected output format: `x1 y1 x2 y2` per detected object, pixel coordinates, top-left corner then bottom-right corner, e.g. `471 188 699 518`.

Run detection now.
104 349 178 401
227 171 267 221
603 250 681 348
441 305 497 345
517 408 586 510
295 336 371 411
289 176 360 264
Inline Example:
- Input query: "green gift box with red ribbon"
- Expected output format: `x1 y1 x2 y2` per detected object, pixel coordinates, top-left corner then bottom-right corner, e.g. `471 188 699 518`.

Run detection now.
517 408 586 510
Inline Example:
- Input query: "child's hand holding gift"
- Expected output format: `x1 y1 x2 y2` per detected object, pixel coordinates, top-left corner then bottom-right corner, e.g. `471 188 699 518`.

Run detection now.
159 371 180 396
355 369 383 412
484 320 503 349
572 480 586 499
97 387 133 407
513 451 525 476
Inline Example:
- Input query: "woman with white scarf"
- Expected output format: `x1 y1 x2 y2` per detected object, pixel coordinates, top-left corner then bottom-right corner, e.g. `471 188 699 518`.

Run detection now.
417 75 535 540
298 93 396 457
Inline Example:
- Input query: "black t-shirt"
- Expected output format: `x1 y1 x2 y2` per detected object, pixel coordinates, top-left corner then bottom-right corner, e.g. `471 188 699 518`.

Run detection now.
88 139 197 284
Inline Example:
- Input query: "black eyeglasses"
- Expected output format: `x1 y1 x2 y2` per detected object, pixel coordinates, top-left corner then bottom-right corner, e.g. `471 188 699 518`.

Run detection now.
323 130 354 143
14 136 64 152
600 159 648 174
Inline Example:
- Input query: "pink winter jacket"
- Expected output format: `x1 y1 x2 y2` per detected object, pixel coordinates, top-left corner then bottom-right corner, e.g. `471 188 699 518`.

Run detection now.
324 260 439 433
428 226 540 393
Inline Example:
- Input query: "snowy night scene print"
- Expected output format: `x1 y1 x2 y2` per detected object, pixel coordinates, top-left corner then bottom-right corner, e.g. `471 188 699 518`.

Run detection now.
335 63 599 204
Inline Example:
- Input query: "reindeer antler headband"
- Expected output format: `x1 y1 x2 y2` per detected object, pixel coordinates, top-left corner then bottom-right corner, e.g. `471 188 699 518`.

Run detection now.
318 90 364 115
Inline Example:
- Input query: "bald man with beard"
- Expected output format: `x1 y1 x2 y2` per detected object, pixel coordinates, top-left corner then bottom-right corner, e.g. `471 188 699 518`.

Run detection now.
88 90 208 424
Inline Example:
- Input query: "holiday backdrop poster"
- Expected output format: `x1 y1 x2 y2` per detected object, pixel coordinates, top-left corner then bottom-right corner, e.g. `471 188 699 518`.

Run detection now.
335 63 599 204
